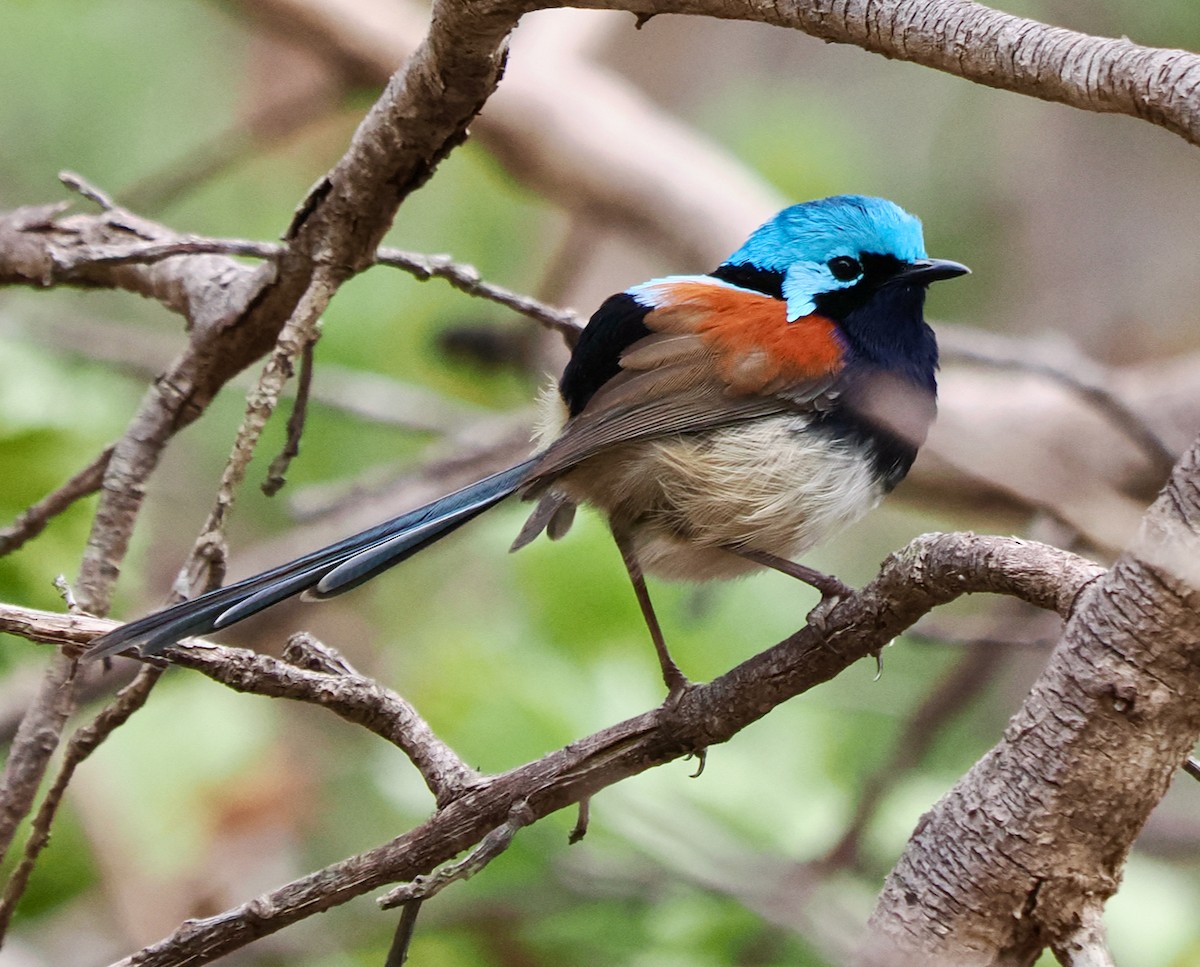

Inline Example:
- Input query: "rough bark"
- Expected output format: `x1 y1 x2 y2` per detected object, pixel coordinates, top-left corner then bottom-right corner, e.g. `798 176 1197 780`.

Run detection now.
867 438 1200 965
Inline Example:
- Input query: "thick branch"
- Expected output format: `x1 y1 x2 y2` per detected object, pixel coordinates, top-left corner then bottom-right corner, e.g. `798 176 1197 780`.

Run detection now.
868 437 1200 965
573 0 1200 148
248 0 784 267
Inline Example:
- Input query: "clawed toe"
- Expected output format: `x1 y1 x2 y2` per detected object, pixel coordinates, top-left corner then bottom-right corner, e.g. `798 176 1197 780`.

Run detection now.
808 573 852 602
805 587 846 633
662 667 696 708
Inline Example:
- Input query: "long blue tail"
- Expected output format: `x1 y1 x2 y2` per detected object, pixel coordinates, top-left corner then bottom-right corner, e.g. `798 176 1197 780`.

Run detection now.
86 458 537 659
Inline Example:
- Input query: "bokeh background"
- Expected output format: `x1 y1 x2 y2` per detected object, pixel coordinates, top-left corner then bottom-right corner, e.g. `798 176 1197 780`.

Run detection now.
2 1 1199 965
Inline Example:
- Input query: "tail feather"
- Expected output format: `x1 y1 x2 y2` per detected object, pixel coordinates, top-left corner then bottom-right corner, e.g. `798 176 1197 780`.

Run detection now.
86 458 537 660
310 481 508 599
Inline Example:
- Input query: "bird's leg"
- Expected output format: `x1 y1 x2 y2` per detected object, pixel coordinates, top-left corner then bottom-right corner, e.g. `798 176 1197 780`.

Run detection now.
612 530 690 698
733 548 851 600
728 547 851 631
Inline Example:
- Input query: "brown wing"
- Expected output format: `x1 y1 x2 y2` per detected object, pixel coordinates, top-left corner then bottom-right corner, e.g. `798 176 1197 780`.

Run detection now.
523 279 846 490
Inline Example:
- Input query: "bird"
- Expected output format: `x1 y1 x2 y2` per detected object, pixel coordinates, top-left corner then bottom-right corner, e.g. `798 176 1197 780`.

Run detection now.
86 195 968 693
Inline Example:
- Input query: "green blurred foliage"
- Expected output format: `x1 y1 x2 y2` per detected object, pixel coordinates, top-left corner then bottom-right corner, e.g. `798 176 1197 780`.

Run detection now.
0 1 243 202
0 341 138 665
2 1 1199 965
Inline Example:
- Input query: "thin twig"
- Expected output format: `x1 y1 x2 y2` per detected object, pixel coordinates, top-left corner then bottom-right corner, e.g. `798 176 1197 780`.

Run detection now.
59 170 116 211
262 330 319 497
50 236 281 271
177 274 332 596
384 900 424 967
40 231 582 339
0 446 114 557
0 664 163 940
568 798 590 844
374 248 582 340
379 801 535 908
53 576 79 612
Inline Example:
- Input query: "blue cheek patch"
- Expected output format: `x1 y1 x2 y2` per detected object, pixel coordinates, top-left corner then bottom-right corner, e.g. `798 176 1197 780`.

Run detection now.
783 264 846 321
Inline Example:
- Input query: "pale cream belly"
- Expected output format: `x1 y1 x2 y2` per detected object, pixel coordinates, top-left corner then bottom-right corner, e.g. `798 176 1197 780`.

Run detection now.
550 415 885 582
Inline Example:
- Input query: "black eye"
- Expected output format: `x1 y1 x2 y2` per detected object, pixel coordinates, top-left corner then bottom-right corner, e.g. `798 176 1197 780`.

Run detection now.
828 256 862 282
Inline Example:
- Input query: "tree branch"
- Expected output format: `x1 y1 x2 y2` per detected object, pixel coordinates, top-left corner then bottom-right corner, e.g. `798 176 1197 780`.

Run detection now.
0 665 163 942
573 0 1200 148
378 800 535 908
868 435 1200 964
0 445 114 557
0 532 1102 964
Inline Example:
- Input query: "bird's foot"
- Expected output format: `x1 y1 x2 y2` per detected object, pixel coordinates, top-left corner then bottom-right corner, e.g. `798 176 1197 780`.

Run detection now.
804 578 852 634
661 663 695 709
